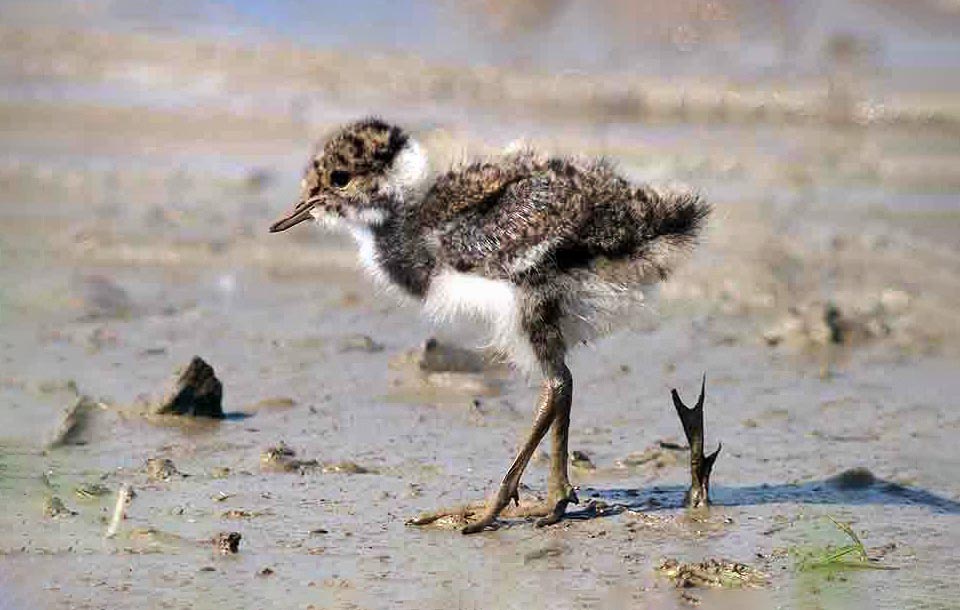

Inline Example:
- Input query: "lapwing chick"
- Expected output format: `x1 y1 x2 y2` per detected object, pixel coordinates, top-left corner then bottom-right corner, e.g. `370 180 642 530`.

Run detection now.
270 118 710 533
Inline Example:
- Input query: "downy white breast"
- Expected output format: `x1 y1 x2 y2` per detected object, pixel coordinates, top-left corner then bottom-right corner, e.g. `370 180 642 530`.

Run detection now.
423 269 539 374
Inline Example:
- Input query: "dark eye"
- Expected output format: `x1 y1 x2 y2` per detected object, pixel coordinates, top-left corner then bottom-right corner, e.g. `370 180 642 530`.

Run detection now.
330 170 351 188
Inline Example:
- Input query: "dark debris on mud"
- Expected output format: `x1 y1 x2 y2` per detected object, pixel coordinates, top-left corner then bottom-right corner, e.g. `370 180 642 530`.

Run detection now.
152 356 224 418
214 532 242 555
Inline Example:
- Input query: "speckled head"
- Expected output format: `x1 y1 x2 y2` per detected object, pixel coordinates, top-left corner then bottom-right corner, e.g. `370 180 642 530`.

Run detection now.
269 118 427 233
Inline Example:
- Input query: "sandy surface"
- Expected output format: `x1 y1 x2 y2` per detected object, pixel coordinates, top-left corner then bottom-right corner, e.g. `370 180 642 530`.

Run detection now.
1 21 960 610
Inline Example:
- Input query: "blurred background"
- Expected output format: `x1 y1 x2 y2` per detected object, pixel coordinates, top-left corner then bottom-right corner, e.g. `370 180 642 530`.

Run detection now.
2 0 959 296
3 0 959 365
1 2 959 609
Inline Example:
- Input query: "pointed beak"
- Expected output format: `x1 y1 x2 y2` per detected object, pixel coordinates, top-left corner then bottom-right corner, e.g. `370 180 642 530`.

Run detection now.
269 199 316 233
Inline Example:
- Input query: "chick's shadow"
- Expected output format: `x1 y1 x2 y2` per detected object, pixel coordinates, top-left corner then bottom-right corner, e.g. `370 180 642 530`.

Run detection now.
575 470 960 518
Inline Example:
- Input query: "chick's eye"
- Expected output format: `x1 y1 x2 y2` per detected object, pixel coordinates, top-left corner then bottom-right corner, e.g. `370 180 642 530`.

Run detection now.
330 170 351 188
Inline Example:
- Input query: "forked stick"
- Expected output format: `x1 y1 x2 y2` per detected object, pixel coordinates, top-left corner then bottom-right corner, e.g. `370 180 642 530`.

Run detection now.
671 376 721 508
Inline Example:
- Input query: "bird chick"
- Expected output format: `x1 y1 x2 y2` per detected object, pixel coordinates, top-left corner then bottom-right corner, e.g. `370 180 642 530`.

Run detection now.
271 118 710 533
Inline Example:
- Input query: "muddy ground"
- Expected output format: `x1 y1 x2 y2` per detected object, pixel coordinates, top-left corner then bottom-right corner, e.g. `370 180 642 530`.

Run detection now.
2 20 960 610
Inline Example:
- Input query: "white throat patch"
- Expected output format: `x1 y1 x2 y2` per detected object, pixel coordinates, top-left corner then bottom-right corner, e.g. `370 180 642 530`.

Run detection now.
346 223 385 282
385 139 428 199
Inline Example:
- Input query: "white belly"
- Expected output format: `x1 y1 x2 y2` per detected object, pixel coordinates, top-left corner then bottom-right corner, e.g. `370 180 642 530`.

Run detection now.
423 269 539 374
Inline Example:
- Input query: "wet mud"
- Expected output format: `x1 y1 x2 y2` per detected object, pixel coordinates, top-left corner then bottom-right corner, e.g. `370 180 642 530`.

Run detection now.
1 15 960 609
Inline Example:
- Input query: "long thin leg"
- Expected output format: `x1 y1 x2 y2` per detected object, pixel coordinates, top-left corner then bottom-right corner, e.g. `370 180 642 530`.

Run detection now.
459 303 572 535
461 377 560 534
535 363 578 527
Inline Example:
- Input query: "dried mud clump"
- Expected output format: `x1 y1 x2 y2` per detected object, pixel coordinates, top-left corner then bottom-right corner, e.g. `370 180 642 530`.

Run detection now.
569 450 596 470
321 461 374 474
74 483 111 500
260 442 318 473
417 338 487 373
617 441 687 469
338 334 384 353
827 467 876 490
46 394 99 449
762 298 903 350
153 356 224 418
74 274 135 320
42 496 77 519
657 558 768 589
145 457 181 481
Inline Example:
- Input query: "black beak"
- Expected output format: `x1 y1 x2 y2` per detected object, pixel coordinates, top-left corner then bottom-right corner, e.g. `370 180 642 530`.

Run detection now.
269 200 315 233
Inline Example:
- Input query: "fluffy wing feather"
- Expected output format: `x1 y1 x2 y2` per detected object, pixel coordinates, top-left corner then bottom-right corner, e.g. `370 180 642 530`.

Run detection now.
431 173 587 277
426 155 710 283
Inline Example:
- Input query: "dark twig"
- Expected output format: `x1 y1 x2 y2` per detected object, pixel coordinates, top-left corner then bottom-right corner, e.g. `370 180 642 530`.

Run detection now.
671 375 721 508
